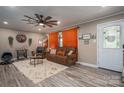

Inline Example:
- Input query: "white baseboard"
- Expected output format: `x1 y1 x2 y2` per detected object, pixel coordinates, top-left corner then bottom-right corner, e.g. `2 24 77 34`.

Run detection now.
77 61 98 68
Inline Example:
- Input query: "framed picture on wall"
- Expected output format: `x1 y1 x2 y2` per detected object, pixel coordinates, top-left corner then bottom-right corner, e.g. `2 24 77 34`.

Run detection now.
78 34 83 39
82 33 91 40
84 40 89 45
16 33 27 43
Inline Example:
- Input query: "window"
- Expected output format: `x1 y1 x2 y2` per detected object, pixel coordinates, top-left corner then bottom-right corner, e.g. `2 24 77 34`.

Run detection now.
58 32 63 47
103 26 121 48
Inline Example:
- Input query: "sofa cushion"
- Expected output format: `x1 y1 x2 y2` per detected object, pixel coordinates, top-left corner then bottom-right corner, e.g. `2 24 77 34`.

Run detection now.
55 55 67 59
56 48 66 56
56 50 65 56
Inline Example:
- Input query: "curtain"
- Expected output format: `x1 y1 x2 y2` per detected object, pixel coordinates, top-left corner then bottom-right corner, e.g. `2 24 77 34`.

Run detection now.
62 28 78 48
49 32 58 48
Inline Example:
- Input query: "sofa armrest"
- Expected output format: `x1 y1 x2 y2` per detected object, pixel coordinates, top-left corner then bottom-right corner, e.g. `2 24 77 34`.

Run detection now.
67 54 77 59
66 54 77 66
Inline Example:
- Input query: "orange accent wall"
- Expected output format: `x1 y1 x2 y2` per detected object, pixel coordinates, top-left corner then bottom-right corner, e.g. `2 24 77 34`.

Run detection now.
49 32 58 48
62 28 78 48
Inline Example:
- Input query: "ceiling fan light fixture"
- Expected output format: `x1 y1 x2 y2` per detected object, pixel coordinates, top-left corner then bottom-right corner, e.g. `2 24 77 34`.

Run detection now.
38 28 41 31
57 21 60 24
39 23 44 26
3 21 8 25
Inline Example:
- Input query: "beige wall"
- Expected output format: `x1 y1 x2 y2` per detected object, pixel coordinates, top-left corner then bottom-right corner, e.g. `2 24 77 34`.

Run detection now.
78 13 124 65
0 28 43 62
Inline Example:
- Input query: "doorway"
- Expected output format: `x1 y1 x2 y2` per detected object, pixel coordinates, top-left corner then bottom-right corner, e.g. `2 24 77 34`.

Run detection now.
97 19 124 72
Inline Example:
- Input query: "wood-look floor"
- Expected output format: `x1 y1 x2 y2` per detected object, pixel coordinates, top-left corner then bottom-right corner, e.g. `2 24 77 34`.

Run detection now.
0 62 124 87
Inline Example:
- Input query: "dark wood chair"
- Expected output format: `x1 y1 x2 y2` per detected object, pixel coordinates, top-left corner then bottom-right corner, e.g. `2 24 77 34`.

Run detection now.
30 47 46 67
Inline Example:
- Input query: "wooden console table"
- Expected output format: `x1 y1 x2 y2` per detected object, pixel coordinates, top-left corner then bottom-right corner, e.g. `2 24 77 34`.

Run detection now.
16 49 28 60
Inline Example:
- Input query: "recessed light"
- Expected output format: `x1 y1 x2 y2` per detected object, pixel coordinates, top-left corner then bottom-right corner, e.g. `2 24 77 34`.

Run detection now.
3 21 8 25
57 21 60 24
38 28 41 31
102 6 107 7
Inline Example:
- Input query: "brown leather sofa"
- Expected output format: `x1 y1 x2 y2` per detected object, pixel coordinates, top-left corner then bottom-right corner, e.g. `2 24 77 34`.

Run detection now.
46 47 77 66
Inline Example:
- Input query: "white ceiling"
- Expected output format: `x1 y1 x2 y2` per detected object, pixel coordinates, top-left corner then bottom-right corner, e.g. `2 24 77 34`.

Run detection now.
0 6 124 33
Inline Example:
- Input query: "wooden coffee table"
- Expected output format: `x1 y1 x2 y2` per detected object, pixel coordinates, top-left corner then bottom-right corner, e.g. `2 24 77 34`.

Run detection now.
30 56 44 67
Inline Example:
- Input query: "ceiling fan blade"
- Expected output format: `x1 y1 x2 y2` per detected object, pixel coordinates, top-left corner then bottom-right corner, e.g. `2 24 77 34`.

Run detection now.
46 20 58 23
43 25 45 28
24 15 37 21
34 23 39 27
22 19 37 24
40 15 43 19
27 22 34 24
47 23 58 25
46 24 53 27
45 16 52 21
35 14 41 20
21 19 28 21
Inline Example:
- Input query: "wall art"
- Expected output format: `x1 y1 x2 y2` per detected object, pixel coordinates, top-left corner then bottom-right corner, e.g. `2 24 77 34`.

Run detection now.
82 33 91 40
16 33 27 43
28 38 32 46
8 36 14 47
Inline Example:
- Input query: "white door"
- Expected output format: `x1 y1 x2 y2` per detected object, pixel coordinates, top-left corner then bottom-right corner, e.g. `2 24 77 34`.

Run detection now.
97 20 124 72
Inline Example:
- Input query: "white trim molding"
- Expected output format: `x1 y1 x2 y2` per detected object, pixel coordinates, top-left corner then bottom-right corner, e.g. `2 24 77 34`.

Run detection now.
77 61 98 68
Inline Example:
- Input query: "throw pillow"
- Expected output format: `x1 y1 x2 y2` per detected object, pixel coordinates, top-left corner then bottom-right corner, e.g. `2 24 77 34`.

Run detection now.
57 51 65 56
67 50 73 56
50 49 56 54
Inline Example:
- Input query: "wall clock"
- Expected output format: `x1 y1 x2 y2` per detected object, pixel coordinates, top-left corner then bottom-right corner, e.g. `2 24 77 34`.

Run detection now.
16 34 27 43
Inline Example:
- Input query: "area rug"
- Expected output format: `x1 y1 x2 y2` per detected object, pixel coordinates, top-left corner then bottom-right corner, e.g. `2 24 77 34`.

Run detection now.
13 59 68 84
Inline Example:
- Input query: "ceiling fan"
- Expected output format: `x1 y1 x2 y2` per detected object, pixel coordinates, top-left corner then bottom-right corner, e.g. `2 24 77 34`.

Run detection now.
22 14 59 28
